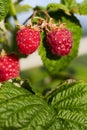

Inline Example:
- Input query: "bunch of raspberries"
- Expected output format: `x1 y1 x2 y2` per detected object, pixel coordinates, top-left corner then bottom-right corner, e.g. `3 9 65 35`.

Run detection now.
0 19 73 82
16 23 73 56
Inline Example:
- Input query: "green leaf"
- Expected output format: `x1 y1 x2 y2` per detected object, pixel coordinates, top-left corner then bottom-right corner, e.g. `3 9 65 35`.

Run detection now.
77 0 87 15
61 0 87 14
0 80 87 129
60 0 77 10
0 81 56 130
14 4 32 13
0 0 10 21
38 10 82 75
47 3 71 15
61 0 76 6
46 80 87 129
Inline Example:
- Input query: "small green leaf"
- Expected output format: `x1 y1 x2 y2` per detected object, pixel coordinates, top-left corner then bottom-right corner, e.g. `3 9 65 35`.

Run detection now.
60 0 77 10
47 3 71 15
38 10 82 75
77 0 87 15
61 0 87 14
46 80 87 129
0 0 10 21
14 4 32 13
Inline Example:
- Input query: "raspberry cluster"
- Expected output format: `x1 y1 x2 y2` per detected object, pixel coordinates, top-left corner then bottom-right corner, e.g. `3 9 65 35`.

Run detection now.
16 19 73 56
0 17 73 82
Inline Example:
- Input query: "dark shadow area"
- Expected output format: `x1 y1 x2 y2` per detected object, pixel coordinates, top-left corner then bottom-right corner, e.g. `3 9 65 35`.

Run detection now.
42 36 61 60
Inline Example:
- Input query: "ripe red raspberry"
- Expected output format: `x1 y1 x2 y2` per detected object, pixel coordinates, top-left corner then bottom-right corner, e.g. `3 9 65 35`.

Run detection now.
46 28 73 56
0 53 20 82
16 27 40 55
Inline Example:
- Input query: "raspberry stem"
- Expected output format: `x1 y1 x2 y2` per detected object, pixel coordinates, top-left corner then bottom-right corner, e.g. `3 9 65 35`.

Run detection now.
16 24 25 30
9 1 18 25
0 49 7 57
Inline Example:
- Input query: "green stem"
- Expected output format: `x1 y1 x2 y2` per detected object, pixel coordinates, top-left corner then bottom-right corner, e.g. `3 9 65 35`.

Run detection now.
23 9 51 25
9 1 18 25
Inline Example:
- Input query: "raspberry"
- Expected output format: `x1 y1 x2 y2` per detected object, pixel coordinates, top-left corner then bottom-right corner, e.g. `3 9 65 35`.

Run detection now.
16 27 40 55
46 28 73 56
0 53 20 82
